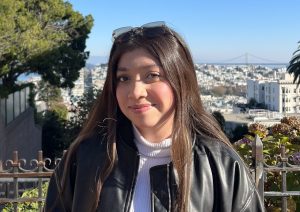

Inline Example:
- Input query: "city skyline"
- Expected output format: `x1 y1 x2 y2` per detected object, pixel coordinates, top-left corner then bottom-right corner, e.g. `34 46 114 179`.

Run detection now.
68 0 300 64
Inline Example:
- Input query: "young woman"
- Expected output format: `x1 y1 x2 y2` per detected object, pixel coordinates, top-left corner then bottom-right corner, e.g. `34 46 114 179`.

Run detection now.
45 21 264 212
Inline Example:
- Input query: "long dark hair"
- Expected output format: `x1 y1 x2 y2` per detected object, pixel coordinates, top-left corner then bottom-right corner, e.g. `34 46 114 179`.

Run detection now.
61 26 230 211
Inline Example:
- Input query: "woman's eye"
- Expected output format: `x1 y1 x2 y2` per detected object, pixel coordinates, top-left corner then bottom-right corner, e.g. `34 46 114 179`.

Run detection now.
146 73 161 82
117 76 129 82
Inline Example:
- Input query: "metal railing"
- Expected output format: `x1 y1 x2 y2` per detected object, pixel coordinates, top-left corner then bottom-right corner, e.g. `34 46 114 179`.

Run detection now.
0 151 62 212
252 135 300 212
0 141 300 211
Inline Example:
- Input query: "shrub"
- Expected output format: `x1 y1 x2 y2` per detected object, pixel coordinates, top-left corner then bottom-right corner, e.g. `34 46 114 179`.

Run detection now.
234 116 300 210
2 182 49 211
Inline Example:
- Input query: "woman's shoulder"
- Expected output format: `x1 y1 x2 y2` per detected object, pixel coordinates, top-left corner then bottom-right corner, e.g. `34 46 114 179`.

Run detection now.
60 131 108 166
74 131 108 158
193 134 243 163
56 131 109 177
77 131 106 148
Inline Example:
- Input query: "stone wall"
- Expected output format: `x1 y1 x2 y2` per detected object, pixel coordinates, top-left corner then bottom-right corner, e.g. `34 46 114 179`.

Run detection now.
0 108 41 170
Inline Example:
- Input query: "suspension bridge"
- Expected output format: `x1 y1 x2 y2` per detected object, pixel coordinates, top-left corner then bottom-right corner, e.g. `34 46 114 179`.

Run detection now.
201 53 288 66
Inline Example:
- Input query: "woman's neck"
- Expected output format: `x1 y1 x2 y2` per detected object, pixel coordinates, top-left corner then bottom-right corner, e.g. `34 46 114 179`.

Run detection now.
132 124 172 143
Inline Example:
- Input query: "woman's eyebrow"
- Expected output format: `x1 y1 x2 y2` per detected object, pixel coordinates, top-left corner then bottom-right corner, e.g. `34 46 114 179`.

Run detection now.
117 64 160 72
116 67 128 72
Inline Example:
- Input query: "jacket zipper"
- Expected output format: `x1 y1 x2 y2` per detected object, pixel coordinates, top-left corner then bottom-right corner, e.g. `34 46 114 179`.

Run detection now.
125 153 140 212
167 163 171 212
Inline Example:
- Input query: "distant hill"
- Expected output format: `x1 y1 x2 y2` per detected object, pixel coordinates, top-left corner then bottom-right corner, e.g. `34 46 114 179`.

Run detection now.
87 56 108 65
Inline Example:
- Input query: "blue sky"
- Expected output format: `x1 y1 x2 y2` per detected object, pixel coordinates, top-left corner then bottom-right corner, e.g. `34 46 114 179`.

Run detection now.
68 0 300 64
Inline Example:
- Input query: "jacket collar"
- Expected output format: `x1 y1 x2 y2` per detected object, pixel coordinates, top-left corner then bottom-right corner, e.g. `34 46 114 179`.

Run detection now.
116 112 138 151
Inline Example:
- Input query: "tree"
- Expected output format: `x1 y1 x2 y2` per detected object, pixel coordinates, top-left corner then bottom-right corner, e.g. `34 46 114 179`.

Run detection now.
287 41 300 86
0 0 93 97
41 111 67 160
36 80 68 119
248 98 257 107
38 86 100 159
35 81 68 159
38 81 63 103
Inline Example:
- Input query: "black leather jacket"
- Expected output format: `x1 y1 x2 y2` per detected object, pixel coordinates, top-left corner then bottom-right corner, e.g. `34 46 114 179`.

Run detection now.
45 125 265 212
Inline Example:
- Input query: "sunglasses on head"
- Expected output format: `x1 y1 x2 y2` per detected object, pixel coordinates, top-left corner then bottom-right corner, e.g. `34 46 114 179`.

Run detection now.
112 21 172 43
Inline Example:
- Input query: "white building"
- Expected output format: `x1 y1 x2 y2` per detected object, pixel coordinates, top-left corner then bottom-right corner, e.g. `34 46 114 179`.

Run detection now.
59 68 86 107
247 73 300 113
247 79 266 104
92 65 107 90
71 68 85 97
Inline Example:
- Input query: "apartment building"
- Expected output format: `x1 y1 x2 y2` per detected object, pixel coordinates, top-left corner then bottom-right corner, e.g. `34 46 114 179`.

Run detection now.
92 65 107 90
71 68 85 97
247 79 266 104
247 73 300 113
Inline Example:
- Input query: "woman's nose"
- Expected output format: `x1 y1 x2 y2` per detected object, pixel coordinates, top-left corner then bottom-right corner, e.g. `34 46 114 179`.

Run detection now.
127 81 147 99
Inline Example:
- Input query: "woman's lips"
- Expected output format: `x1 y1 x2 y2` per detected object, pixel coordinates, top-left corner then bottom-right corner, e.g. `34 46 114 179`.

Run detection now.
128 104 153 113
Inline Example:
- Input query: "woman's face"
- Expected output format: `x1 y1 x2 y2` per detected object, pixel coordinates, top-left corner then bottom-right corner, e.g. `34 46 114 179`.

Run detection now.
116 48 175 141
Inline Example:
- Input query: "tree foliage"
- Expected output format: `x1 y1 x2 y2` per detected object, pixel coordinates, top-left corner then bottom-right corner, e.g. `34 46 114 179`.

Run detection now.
38 80 63 103
36 80 68 119
246 98 267 109
34 81 69 159
287 41 300 86
67 87 101 142
206 85 246 97
0 0 93 97
3 182 49 211
38 87 101 159
41 110 67 160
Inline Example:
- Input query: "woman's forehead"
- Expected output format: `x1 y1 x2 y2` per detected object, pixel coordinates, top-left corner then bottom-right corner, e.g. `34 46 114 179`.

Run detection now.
117 48 161 70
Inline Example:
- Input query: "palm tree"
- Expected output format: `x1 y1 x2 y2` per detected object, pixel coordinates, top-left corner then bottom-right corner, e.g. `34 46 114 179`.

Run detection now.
287 41 300 86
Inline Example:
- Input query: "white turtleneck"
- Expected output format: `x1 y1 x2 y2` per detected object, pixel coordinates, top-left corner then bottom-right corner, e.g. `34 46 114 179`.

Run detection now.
129 125 172 212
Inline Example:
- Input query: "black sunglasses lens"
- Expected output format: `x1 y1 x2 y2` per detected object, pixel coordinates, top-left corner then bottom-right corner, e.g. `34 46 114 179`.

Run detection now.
114 26 168 43
143 27 166 38
115 32 132 43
